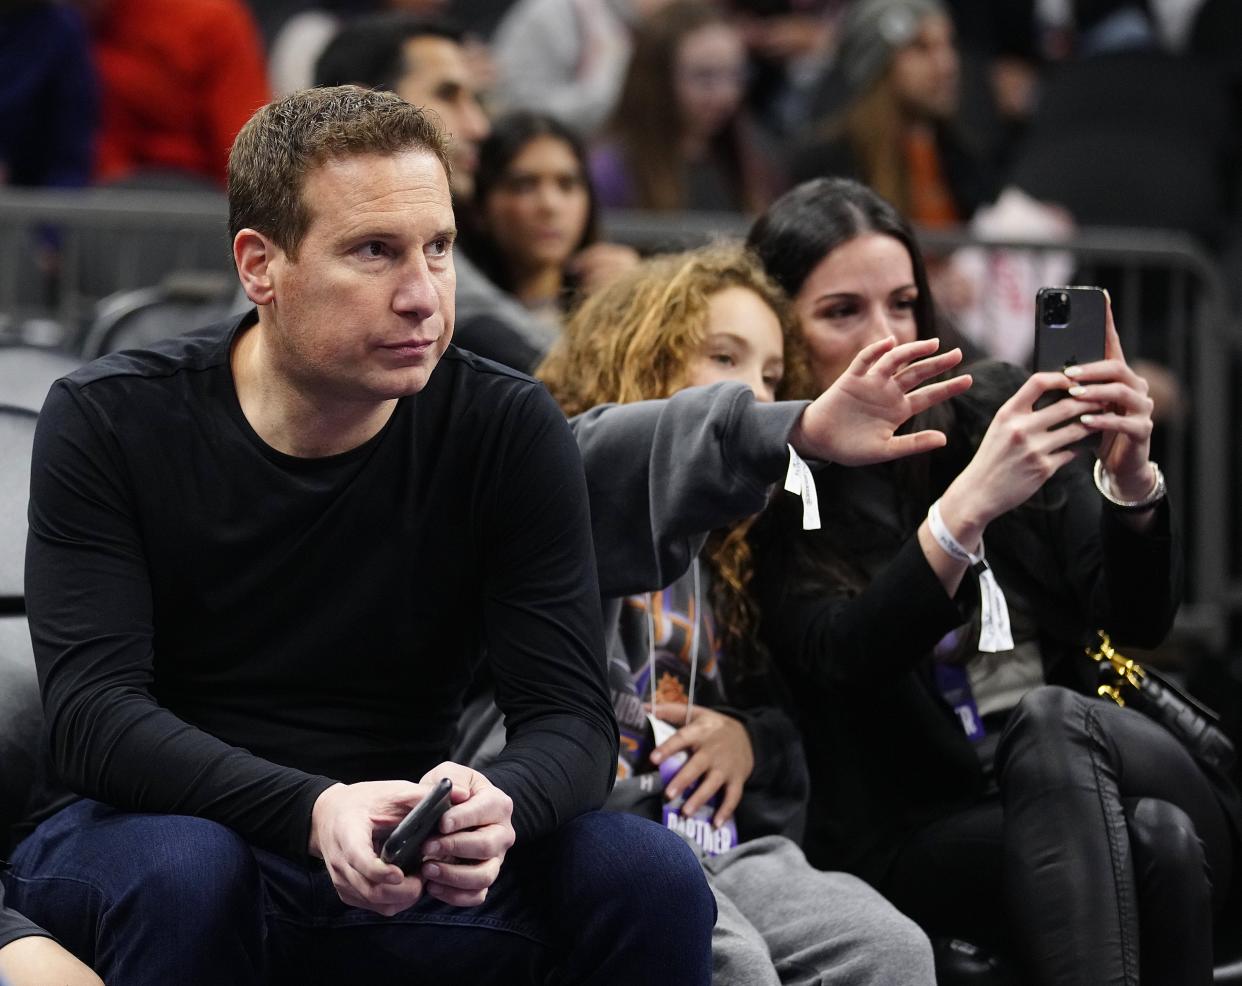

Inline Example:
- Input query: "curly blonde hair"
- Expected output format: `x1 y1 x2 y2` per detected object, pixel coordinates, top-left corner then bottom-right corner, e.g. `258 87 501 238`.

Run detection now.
538 243 808 672
540 243 808 412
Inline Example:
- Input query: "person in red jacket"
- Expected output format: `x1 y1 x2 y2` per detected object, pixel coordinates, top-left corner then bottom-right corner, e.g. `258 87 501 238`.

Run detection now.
73 0 270 187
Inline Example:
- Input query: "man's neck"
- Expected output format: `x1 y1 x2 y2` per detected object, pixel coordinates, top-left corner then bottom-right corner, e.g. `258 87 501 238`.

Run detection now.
231 317 397 459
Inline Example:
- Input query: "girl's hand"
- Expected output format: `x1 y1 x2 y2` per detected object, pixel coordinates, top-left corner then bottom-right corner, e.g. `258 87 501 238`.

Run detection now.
646 703 754 828
790 336 972 466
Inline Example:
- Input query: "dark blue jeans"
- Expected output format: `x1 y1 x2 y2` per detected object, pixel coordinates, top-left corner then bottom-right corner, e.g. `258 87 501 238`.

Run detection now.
2 800 715 985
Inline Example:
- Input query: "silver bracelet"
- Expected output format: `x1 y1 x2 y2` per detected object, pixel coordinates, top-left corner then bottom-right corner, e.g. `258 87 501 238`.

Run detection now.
1092 459 1166 511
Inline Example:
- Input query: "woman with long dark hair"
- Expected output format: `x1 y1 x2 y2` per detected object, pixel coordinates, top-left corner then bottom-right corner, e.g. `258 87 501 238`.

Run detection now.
462 110 610 332
590 0 783 213
747 177 1239 985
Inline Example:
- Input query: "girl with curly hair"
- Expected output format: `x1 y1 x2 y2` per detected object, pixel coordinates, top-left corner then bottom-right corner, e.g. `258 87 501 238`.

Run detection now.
537 242 937 986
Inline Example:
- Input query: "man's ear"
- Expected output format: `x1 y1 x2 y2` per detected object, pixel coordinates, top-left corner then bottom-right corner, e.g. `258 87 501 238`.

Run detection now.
234 229 280 305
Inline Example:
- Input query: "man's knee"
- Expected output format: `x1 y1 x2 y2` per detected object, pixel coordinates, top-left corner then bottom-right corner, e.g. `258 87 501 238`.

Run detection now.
14 804 262 936
554 812 715 927
116 814 262 921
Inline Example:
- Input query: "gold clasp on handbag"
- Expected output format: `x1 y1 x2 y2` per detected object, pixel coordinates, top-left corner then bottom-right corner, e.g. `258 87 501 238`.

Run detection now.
1086 630 1146 705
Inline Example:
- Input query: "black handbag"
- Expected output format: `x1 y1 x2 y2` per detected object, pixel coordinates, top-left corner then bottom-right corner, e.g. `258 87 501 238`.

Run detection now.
1087 630 1236 774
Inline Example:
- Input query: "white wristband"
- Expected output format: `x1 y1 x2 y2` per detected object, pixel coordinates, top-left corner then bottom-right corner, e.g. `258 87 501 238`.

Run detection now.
927 500 1014 653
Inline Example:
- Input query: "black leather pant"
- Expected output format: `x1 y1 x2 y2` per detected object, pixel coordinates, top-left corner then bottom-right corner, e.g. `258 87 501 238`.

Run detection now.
881 685 1234 986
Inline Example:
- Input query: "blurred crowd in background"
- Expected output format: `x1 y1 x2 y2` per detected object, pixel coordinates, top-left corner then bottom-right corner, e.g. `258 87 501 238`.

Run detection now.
5 0 1239 232
5 0 1242 374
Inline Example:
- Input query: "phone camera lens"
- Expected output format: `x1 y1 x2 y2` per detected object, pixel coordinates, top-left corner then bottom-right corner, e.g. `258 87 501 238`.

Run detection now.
1042 291 1071 326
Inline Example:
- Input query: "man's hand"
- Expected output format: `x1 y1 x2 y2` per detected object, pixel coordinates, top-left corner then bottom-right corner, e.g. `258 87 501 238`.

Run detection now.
788 337 971 466
647 703 754 828
309 780 435 916
416 762 516 907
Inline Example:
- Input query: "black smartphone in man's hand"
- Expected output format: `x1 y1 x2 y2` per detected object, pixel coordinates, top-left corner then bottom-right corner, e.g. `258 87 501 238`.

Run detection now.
380 777 454 875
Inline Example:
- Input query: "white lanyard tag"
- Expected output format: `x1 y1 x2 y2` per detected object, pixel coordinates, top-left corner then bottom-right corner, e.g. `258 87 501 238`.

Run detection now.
784 445 821 530
648 714 677 746
976 566 1014 653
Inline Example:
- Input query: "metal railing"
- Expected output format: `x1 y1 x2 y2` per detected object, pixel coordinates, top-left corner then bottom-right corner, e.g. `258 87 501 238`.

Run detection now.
0 187 230 349
1 191 1237 647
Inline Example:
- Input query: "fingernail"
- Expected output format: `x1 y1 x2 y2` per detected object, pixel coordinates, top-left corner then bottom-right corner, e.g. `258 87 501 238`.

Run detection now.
1081 414 1096 423
666 787 679 800
1068 385 1086 397
424 863 440 878
649 751 662 764
425 841 441 856
1064 366 1083 378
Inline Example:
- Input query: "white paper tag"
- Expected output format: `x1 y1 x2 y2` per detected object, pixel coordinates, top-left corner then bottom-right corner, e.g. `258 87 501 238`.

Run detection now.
648 714 677 746
783 445 803 495
977 568 1014 653
784 445 822 530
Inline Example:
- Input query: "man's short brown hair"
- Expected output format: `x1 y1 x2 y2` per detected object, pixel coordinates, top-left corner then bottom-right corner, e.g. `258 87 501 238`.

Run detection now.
227 85 452 258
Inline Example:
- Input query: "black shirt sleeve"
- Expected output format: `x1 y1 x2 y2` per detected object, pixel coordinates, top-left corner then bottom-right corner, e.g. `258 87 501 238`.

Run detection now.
26 380 338 859
475 384 617 842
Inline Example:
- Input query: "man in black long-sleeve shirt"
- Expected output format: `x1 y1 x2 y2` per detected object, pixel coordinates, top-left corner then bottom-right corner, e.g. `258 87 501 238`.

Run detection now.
5 86 715 985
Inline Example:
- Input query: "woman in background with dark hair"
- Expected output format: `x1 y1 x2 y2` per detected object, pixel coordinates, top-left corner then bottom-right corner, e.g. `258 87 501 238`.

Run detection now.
747 177 1239 985
464 111 636 333
590 0 784 214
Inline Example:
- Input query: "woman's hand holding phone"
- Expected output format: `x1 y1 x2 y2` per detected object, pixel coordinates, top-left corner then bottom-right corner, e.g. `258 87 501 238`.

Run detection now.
937 371 1101 548
1066 298 1156 503
920 372 1100 597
